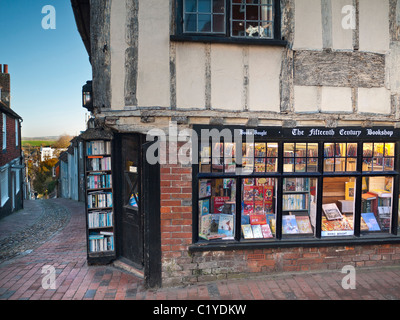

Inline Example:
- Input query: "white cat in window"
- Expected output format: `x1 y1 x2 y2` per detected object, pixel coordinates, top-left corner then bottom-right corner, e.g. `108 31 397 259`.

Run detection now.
246 23 271 37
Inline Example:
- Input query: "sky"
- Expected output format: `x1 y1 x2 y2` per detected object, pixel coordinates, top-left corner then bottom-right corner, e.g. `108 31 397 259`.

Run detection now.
0 0 92 138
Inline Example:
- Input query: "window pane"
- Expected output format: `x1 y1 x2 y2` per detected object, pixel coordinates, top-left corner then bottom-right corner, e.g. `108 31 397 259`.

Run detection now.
361 176 393 233
184 13 197 32
198 14 212 32
282 178 317 238
322 177 355 237
266 158 277 172
232 20 245 36
185 0 197 12
213 0 225 13
199 0 212 12
231 4 244 19
385 143 395 157
199 178 236 241
255 158 265 172
241 178 276 240
213 14 225 32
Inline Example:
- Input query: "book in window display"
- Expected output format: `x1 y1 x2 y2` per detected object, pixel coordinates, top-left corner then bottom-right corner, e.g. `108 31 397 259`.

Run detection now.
282 215 299 234
252 224 263 239
361 212 381 231
295 216 313 234
261 224 273 238
322 203 343 221
241 224 254 239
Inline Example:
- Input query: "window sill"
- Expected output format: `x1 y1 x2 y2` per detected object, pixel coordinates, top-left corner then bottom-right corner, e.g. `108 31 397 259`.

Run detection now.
189 234 400 252
170 34 288 47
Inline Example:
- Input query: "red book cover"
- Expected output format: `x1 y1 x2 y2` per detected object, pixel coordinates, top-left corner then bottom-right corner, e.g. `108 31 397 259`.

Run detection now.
250 214 266 225
213 196 230 213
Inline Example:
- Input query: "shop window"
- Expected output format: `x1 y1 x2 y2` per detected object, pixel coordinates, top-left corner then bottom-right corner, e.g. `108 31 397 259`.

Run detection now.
200 141 278 174
322 177 356 237
361 176 393 233
324 143 357 172
282 178 317 237
198 178 236 240
241 178 276 239
363 143 395 172
283 143 318 173
194 126 400 248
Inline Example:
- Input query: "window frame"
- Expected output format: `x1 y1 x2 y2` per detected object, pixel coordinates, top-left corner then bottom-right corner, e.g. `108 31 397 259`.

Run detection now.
173 0 287 46
191 125 400 252
2 113 6 151
0 167 9 207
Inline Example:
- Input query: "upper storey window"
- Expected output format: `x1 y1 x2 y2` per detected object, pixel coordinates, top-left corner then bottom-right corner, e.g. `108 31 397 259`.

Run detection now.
178 0 282 42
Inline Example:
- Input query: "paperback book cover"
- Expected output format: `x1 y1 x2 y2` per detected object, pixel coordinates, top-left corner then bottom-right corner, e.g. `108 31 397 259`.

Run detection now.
218 214 234 237
261 224 273 238
282 215 299 234
252 225 263 238
242 224 254 239
361 212 381 231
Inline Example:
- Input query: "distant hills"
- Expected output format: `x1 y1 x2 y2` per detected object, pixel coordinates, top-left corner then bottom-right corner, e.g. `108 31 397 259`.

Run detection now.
22 136 60 141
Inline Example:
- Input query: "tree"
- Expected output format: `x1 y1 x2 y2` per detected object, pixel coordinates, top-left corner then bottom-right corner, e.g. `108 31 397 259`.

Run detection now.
54 135 74 149
32 158 58 197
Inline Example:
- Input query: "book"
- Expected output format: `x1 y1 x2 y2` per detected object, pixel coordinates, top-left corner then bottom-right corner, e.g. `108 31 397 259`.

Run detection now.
200 214 212 236
250 214 266 225
282 215 299 234
218 214 234 237
253 186 264 201
361 212 380 231
295 216 313 234
261 224 273 238
322 203 343 221
345 182 355 200
199 199 210 215
213 196 230 213
243 201 254 214
266 214 276 234
243 185 254 201
241 224 254 239
199 180 211 198
252 225 263 238
254 201 264 214
370 189 392 198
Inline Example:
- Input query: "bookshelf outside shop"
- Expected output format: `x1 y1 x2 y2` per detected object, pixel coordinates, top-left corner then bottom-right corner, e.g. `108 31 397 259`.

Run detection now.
193 126 400 249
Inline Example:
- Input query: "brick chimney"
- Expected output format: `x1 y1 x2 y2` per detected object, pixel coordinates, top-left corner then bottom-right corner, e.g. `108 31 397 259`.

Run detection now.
0 64 10 108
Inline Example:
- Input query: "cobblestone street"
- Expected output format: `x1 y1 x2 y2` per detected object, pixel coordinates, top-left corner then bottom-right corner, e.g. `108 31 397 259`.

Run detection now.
1 198 400 304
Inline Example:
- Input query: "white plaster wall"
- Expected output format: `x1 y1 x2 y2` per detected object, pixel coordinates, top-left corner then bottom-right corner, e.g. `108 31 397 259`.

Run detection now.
110 0 127 110
137 0 170 107
358 87 391 114
294 86 319 113
247 47 282 112
210 44 243 110
321 86 352 112
176 43 206 109
388 42 400 94
331 0 353 50
293 0 323 50
359 0 390 53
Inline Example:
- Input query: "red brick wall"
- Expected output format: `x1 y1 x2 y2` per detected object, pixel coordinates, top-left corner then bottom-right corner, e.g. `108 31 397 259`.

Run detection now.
0 113 20 167
159 147 400 287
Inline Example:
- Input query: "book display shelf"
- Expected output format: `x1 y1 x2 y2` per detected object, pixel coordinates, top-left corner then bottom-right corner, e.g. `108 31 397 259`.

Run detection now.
84 138 116 264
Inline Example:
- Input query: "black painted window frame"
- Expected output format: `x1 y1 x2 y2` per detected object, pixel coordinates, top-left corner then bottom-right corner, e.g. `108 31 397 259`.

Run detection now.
172 0 287 46
190 125 400 252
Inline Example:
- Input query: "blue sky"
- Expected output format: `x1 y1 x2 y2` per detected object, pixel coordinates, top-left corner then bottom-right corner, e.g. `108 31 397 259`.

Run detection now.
0 0 92 138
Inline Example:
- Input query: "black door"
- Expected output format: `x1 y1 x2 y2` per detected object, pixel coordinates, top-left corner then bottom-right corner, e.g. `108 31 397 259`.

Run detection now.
116 134 144 269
